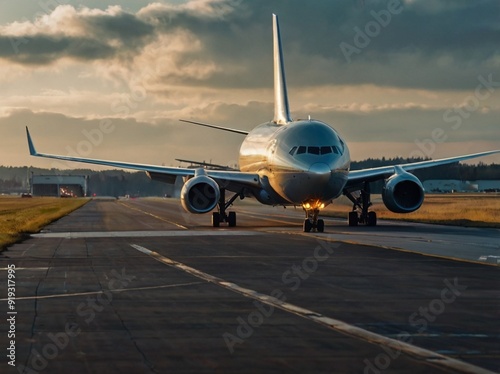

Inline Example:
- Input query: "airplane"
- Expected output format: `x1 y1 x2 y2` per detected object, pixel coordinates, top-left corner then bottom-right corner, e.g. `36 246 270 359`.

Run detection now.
26 14 499 232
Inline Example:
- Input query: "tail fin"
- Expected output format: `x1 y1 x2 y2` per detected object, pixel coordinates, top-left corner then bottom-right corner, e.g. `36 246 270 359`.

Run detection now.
272 14 292 124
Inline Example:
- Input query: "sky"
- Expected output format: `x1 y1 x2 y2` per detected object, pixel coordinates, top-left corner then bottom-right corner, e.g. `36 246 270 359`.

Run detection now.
0 0 499 170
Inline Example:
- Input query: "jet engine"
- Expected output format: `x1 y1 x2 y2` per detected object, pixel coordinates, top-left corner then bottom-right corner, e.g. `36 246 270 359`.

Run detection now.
382 168 424 213
180 174 220 214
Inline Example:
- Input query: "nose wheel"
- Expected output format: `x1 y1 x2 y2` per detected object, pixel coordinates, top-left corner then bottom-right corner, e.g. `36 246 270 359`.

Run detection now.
303 208 325 232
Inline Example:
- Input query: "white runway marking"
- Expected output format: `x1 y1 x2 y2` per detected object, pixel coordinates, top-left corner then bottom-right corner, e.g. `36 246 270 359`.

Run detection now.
0 281 203 301
0 267 48 271
130 243 495 374
31 230 262 239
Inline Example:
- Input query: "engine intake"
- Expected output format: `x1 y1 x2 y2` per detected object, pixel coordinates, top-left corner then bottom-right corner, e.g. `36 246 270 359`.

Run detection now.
180 174 220 214
382 169 424 213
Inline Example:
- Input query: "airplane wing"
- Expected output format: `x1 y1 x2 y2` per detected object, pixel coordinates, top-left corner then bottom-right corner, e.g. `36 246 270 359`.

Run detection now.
26 127 260 191
345 150 500 187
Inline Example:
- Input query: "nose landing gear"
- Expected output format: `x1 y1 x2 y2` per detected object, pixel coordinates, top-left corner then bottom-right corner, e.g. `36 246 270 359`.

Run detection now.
303 207 325 233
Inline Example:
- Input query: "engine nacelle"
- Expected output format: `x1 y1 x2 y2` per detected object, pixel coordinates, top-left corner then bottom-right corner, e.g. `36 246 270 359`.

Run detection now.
382 168 424 213
180 175 220 214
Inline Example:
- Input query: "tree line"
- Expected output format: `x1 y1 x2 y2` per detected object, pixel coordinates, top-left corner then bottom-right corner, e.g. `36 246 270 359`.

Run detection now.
0 159 498 196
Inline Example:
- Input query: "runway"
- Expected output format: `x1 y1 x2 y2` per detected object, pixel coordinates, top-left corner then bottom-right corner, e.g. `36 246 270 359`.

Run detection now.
1 198 498 373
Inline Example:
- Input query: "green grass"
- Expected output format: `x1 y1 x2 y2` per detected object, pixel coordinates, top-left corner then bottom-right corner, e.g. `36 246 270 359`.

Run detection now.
0 197 89 251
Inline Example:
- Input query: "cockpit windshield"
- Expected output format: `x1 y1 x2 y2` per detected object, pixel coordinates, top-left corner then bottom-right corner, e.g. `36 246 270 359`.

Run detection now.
289 145 342 156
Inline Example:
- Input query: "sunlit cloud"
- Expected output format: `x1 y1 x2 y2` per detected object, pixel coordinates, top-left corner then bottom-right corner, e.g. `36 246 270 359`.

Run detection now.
0 0 499 168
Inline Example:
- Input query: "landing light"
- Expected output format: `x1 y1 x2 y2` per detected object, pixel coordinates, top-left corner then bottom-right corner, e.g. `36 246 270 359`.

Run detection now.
302 201 325 210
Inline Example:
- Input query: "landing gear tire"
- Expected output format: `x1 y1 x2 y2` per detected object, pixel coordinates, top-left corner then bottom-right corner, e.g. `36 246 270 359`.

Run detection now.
348 211 358 227
317 219 325 233
303 219 312 232
228 212 236 227
367 211 377 226
345 182 378 227
212 212 220 227
212 188 244 228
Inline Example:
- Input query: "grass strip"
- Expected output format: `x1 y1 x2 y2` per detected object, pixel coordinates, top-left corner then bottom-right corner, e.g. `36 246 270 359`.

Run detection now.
323 194 500 228
0 197 89 251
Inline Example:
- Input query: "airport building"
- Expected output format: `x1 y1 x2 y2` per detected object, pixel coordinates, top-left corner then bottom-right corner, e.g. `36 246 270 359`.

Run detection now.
31 175 88 197
423 179 500 193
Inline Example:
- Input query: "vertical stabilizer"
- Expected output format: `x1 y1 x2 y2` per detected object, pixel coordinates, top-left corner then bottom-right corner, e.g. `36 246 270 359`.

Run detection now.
272 14 292 124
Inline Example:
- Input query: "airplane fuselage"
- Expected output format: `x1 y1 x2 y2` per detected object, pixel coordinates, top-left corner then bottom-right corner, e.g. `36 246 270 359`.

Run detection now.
239 120 350 207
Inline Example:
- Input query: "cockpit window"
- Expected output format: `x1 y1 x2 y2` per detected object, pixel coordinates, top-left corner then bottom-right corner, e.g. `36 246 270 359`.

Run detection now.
339 138 345 153
289 145 343 156
321 146 332 154
308 146 320 155
296 146 307 154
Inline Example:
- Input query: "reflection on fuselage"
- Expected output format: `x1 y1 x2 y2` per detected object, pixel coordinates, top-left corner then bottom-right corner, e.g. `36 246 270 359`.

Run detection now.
239 120 350 205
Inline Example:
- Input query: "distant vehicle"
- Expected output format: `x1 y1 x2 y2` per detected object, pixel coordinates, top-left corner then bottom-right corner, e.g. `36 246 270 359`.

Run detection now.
21 193 32 198
25 15 499 232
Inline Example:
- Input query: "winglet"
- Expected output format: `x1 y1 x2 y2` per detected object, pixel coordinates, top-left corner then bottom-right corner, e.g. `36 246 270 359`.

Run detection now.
26 127 37 156
272 14 292 124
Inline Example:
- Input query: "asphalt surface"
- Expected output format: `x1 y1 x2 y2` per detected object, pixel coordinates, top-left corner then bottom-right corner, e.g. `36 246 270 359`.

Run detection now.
1 198 498 374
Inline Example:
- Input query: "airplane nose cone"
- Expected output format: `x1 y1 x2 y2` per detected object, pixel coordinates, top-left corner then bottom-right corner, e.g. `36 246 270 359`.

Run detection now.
308 163 331 175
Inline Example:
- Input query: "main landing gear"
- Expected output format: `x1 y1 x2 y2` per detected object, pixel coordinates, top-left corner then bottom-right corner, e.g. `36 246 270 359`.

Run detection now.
303 207 325 233
344 182 377 227
212 188 244 227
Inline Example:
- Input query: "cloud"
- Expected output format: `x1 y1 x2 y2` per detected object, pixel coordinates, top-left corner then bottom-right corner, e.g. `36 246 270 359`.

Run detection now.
0 4 154 65
1 109 245 168
0 0 498 90
1 0 499 169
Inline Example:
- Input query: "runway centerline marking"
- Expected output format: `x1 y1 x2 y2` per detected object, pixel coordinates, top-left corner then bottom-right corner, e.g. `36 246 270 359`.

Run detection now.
130 243 494 374
31 230 261 239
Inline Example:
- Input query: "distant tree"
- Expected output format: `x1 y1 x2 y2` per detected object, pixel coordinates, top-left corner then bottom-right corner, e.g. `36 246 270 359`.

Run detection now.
0 160 498 196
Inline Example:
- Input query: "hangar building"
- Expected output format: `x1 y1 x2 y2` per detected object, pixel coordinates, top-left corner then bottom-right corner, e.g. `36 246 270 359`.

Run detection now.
31 175 88 197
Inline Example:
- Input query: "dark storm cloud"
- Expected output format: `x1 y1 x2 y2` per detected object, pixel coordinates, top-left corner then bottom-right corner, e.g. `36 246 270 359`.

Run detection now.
0 6 154 64
139 0 500 90
0 35 114 64
82 10 154 43
1 0 499 89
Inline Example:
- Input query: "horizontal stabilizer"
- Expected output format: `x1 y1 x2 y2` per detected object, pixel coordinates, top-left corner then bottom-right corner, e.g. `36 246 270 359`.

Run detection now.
175 158 236 170
179 119 248 135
